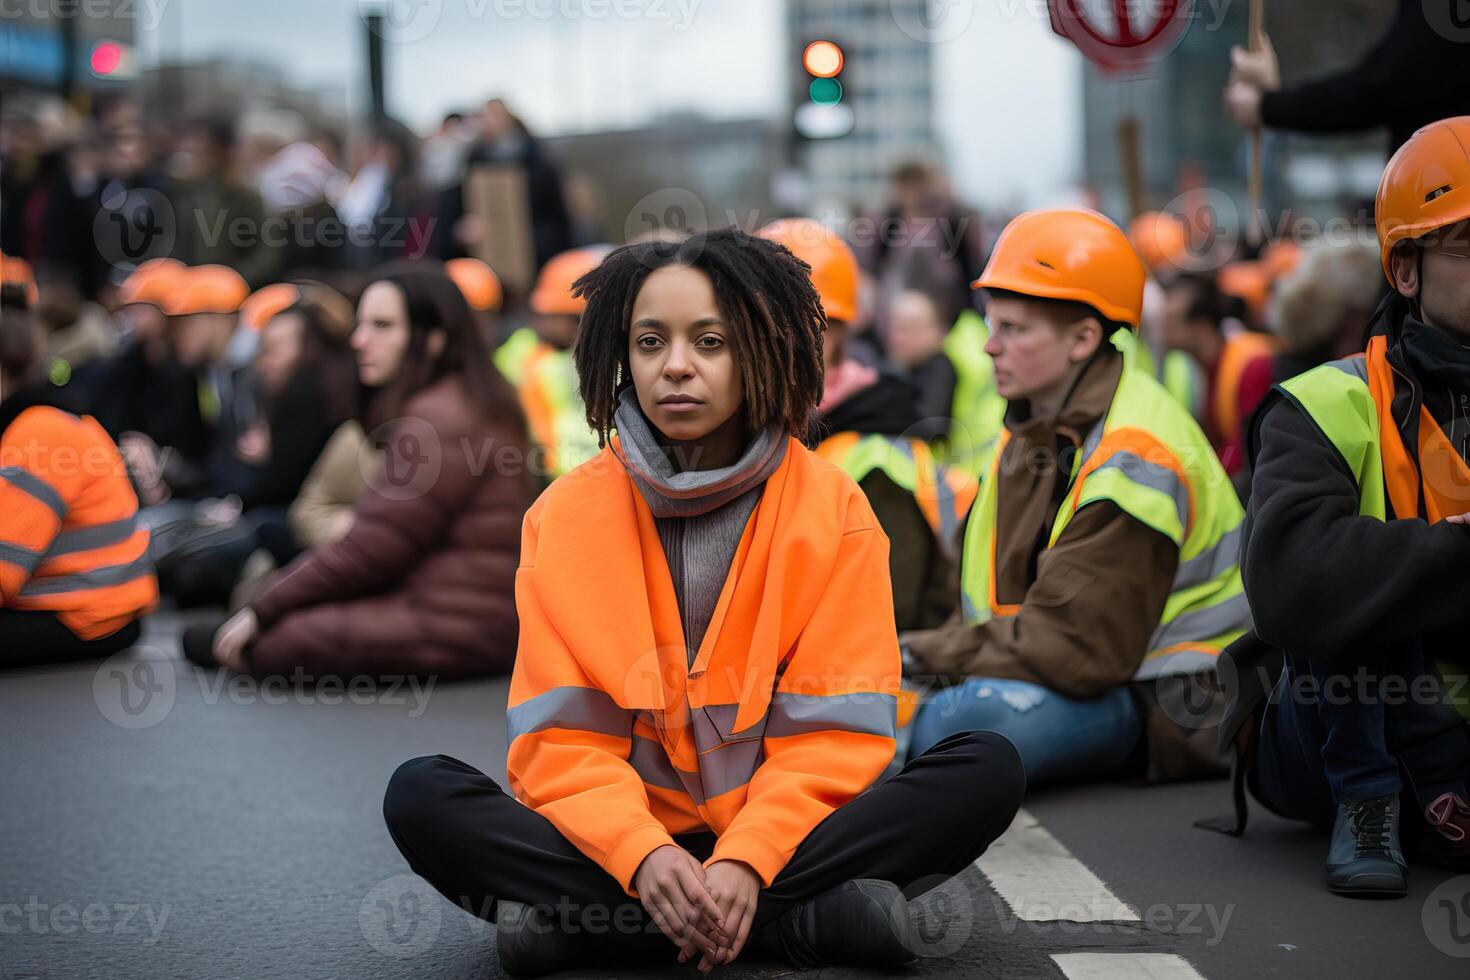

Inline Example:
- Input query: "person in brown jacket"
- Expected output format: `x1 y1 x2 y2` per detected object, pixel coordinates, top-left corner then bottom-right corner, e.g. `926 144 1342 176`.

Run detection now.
901 210 1249 785
185 267 533 678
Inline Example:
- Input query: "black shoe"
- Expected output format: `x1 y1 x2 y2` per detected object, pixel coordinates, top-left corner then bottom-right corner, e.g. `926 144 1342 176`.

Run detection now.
180 621 224 668
495 901 594 978
1325 795 1407 897
756 879 918 969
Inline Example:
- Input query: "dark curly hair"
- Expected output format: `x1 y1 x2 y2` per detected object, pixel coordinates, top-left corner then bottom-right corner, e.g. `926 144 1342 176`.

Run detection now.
571 227 826 447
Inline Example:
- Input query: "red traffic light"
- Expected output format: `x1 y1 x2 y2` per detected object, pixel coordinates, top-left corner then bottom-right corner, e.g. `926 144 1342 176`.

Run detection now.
90 41 125 76
802 40 843 78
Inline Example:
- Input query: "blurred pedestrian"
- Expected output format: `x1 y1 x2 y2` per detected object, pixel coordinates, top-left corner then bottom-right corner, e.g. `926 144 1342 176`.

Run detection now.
381 228 1024 976
433 99 574 271
1223 1 1470 154
189 266 530 679
169 117 279 287
1268 240 1383 383
510 245 609 479
1161 271 1277 481
855 161 984 351
761 219 975 633
1 304 157 669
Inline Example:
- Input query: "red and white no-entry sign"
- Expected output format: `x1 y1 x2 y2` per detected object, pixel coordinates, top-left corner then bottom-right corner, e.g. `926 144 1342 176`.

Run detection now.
1049 0 1195 73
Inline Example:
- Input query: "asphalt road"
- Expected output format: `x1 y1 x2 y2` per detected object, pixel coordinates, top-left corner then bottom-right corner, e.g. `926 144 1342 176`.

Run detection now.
3 610 1468 979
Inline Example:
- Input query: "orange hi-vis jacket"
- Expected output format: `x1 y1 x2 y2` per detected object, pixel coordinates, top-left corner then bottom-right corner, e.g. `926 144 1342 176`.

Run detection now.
507 437 901 895
1 406 157 639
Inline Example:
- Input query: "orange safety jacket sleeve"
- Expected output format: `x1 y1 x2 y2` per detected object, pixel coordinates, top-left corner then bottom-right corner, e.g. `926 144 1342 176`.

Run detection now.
505 503 678 896
705 524 901 887
901 503 1178 699
0 465 65 604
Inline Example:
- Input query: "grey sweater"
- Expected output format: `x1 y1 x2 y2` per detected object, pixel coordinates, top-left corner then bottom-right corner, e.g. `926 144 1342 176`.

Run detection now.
614 390 786 663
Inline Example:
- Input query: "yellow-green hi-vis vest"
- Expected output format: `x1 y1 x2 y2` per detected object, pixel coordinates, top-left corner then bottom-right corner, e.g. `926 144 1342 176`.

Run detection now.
1278 353 1469 719
939 310 1008 479
959 332 1252 680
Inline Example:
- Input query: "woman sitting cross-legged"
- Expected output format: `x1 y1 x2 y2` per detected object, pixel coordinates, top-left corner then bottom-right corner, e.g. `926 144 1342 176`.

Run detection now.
382 229 1025 976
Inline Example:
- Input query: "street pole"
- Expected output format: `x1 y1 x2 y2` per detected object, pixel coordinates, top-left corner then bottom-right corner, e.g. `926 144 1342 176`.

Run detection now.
364 12 386 120
1247 0 1266 247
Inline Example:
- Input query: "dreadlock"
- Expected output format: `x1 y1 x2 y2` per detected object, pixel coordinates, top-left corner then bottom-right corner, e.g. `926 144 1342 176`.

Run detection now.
572 226 826 447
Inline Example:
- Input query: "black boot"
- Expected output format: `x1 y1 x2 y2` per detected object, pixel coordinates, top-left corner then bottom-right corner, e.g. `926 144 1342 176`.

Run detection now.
754 879 918 968
494 901 592 978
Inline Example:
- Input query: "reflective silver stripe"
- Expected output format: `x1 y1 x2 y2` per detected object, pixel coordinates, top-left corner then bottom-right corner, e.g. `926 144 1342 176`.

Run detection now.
506 686 632 742
960 591 980 622
1075 418 1107 472
1088 451 1189 533
1322 356 1369 382
46 518 139 557
1148 591 1253 651
766 691 897 740
0 467 65 520
692 703 765 755
18 554 153 597
628 733 688 794
700 737 765 799
0 540 43 573
1173 523 1243 591
1133 647 1221 680
628 732 764 805
933 460 959 552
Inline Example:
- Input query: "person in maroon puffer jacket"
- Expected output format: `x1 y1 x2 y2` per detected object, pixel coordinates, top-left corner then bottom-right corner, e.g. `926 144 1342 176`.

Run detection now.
187 266 533 678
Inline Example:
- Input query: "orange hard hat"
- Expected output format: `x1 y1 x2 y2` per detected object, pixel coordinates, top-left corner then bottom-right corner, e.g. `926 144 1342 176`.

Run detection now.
1218 261 1272 324
757 217 860 323
446 257 503 312
164 264 249 317
118 257 186 308
973 208 1146 328
1376 116 1470 284
1128 211 1189 274
239 282 302 331
0 252 40 309
529 247 609 316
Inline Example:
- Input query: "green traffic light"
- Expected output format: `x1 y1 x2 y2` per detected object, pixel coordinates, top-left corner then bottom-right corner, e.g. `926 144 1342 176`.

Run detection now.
808 77 842 105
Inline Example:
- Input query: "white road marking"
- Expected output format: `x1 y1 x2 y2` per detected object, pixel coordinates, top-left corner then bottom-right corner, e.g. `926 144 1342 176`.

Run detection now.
975 808 1141 923
1051 952 1208 979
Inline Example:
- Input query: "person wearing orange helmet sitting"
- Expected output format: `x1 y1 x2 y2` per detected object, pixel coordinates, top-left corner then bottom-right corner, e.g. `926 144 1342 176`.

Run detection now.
758 218 975 633
510 246 610 479
2 306 158 668
1218 117 1470 897
902 209 1250 787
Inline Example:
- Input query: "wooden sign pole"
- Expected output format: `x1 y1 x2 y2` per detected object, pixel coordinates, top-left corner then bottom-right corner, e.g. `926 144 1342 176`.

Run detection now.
1247 0 1267 247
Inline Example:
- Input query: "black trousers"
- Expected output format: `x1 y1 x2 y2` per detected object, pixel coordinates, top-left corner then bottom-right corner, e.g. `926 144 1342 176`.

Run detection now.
0 610 142 670
383 730 1024 960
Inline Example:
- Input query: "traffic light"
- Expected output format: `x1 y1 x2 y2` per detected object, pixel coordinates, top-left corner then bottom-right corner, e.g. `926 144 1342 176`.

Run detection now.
89 40 134 79
795 39 853 140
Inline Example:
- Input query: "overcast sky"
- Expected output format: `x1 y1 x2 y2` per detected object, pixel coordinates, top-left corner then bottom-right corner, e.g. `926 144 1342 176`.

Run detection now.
135 0 1083 209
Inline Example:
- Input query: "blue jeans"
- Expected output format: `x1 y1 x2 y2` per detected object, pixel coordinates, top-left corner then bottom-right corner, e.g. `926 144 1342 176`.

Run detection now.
909 678 1143 785
1253 640 1469 829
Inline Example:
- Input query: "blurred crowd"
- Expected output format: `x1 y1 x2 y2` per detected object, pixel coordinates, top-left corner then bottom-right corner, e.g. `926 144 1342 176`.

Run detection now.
0 87 1393 675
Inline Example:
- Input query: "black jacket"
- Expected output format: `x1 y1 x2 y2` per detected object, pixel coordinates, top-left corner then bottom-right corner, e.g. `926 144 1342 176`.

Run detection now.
1219 296 1470 758
1262 1 1470 153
